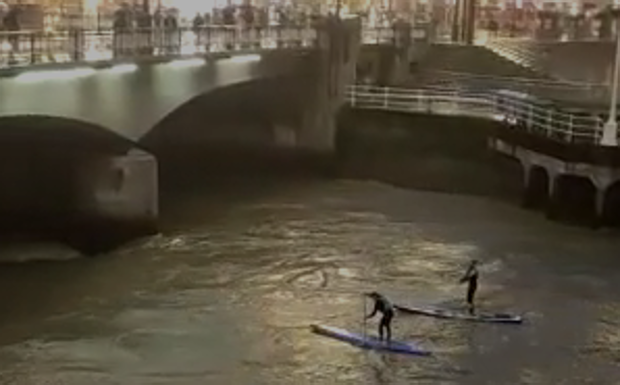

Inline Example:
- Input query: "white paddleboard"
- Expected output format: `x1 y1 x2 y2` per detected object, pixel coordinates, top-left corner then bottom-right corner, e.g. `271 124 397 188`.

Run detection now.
395 304 523 324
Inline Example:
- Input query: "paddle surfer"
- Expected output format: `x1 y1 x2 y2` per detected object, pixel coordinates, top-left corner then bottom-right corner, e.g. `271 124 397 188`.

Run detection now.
365 292 394 342
459 259 479 315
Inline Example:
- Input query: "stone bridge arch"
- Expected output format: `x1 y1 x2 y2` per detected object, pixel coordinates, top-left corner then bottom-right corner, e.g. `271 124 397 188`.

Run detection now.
0 115 137 153
0 49 313 141
140 73 330 189
141 74 311 150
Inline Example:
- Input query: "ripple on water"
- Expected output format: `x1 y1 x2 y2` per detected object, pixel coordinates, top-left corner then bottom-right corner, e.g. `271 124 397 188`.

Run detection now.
1 180 620 384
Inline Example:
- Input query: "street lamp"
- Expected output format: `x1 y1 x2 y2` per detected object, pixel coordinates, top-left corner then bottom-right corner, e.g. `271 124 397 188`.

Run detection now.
602 5 620 146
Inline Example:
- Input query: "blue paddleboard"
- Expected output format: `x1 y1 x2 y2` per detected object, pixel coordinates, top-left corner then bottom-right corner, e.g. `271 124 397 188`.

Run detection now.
310 324 432 356
395 304 523 324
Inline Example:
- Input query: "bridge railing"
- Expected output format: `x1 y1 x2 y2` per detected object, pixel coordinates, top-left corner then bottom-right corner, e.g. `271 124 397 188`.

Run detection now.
0 26 318 68
346 85 604 145
0 25 397 69
347 84 495 118
362 27 397 45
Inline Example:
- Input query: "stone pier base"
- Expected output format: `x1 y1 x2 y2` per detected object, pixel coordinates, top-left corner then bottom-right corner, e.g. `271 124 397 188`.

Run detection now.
70 148 159 254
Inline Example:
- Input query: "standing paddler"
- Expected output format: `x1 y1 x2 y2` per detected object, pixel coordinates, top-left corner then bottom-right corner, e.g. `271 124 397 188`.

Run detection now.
365 291 395 342
459 259 479 315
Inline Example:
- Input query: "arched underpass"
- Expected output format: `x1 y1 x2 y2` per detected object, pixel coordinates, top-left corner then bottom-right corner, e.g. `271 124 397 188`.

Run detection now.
141 75 331 196
0 116 149 255
602 181 620 226
548 174 598 225
522 166 549 210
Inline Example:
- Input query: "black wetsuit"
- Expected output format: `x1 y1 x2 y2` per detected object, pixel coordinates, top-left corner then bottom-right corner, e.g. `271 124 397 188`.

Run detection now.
461 265 479 313
367 296 394 341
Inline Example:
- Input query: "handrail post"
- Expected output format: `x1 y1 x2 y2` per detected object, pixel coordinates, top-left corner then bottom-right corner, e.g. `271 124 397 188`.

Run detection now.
527 105 533 128
567 114 574 143
351 85 356 107
492 93 499 117
30 32 36 64
546 110 553 138
206 26 211 52
72 28 82 62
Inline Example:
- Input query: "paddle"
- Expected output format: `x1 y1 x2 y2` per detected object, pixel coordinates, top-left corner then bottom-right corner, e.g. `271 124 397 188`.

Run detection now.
362 294 367 340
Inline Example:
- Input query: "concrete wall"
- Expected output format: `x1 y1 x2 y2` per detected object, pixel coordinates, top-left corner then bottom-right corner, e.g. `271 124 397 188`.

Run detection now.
339 108 620 228
540 41 613 84
337 109 522 197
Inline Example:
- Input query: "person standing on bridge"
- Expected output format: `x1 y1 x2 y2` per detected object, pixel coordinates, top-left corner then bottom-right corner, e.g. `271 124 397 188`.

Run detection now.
459 259 479 315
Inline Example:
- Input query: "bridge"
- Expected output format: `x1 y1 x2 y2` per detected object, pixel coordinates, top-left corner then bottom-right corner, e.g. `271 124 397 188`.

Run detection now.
0 24 389 137
5 16 618 252
0 19 420 254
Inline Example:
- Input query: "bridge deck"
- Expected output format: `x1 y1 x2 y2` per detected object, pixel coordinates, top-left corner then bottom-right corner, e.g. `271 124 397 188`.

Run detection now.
0 26 395 70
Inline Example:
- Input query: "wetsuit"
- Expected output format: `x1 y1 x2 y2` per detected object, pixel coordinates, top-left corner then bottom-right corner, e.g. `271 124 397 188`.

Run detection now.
366 295 394 341
460 264 479 314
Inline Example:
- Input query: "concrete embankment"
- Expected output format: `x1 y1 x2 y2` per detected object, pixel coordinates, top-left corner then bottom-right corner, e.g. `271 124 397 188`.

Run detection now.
335 109 523 200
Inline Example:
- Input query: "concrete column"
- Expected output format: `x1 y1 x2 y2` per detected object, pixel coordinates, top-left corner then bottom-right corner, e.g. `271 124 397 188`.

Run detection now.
463 0 476 44
520 163 532 208
452 0 463 42
298 17 361 153
545 175 559 220
359 22 413 86
75 148 158 231
390 21 414 84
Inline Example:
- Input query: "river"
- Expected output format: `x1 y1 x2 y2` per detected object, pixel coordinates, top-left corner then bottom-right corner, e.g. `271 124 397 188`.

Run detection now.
0 178 618 384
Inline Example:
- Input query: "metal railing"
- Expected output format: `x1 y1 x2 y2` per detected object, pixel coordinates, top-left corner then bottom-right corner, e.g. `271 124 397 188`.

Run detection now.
0 26 397 69
0 26 317 68
346 85 605 145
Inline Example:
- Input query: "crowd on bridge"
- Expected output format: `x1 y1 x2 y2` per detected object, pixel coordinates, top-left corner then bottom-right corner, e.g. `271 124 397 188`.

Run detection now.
108 2 331 57
0 1 400 65
111 2 314 32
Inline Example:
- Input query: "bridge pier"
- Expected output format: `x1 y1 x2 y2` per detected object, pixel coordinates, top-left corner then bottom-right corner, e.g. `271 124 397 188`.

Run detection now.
356 21 413 86
72 149 158 254
297 17 361 153
522 165 551 210
491 137 620 227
